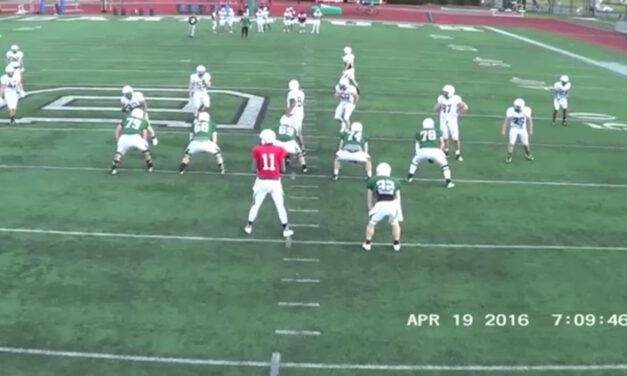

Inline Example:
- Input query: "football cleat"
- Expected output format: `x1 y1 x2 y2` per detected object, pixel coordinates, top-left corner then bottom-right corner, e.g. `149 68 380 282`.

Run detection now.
111 169 118 175
562 121 568 127
505 156 512 164
362 242 372 251
283 228 294 238
244 224 253 234
392 243 401 252
446 181 455 189
456 155 464 162
152 137 159 146
332 174 338 181
525 154 535 161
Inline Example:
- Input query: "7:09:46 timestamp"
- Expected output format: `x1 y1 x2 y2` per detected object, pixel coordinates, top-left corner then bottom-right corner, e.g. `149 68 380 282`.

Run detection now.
552 313 627 327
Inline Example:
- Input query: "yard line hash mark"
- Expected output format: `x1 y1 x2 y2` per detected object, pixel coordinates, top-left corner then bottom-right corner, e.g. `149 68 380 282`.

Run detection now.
283 258 319 263
277 302 320 308
1 346 626 371
1 228 626 251
274 330 321 336
280 278 321 284
288 209 319 213
270 352 281 376
291 224 321 228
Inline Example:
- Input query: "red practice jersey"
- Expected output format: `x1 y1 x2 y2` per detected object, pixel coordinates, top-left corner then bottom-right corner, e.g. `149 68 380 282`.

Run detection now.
252 144 286 179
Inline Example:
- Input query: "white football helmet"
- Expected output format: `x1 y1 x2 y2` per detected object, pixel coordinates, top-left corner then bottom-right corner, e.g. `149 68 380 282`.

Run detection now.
10 45 19 52
442 84 455 98
280 115 291 126
5 66 15 75
130 108 145 119
259 129 276 144
513 98 525 111
343 46 352 55
350 122 363 132
338 77 349 88
422 118 435 129
560 75 569 83
376 162 392 177
198 112 210 122
122 85 133 95
196 65 207 75
288 79 299 91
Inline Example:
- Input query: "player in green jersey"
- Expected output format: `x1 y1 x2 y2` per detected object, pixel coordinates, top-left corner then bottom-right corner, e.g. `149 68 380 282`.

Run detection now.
111 108 153 175
178 111 225 174
275 115 307 172
332 122 372 180
363 162 403 252
407 118 454 188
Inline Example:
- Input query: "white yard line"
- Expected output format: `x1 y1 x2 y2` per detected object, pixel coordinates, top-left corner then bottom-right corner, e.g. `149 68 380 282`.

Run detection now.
4 127 625 151
283 258 320 263
290 224 321 228
289 196 321 200
1 164 626 188
280 278 321 284
486 27 627 78
288 209 319 213
2 227 626 251
290 185 320 189
1 346 626 371
274 330 321 336
277 302 320 308
270 352 281 376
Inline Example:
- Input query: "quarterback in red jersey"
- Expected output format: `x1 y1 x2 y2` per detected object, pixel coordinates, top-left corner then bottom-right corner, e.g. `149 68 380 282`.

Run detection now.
245 129 294 238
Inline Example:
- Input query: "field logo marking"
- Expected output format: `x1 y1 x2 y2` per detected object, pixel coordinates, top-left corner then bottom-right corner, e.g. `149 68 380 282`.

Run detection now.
448 44 478 52
473 57 510 68
0 87 268 130
569 113 627 131
429 34 453 40
510 77 551 91
436 25 483 32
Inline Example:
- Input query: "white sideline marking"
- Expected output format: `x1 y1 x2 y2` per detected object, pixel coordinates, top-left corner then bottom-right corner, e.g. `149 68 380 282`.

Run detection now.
290 196 321 200
0 346 270 367
278 302 320 308
288 209 319 213
486 27 627 77
274 330 321 336
1 164 626 189
283 258 319 262
291 185 319 189
1 345 626 371
291 224 321 228
270 352 281 376
2 228 627 251
281 278 321 284
5 127 627 151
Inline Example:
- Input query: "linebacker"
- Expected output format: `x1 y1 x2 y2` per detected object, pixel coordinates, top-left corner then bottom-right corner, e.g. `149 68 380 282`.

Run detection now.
1 65 24 124
552 75 571 127
111 108 154 175
178 111 225 175
121 85 158 146
363 163 403 252
502 98 534 164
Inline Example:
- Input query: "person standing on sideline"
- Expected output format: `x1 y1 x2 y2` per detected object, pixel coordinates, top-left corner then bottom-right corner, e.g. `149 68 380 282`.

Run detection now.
188 13 198 38
311 7 322 34
241 14 251 38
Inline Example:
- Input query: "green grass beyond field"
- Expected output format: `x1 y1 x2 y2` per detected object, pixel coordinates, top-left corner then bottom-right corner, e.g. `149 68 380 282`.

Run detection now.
0 17 626 376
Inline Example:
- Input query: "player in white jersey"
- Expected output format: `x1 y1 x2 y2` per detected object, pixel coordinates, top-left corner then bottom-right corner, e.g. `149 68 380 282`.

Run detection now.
6 45 24 73
188 65 211 119
255 8 265 32
341 46 359 92
1 66 24 124
285 79 305 145
434 84 468 161
9 62 23 85
282 8 292 32
407 118 454 188
311 8 322 34
226 7 235 33
552 75 571 127
276 115 308 172
218 7 227 31
178 111 225 175
502 98 534 164
262 6 271 31
121 85 158 146
334 77 359 132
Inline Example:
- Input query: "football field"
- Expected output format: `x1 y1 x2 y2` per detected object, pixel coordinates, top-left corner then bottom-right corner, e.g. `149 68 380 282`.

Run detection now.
0 17 627 375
